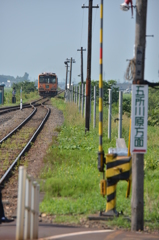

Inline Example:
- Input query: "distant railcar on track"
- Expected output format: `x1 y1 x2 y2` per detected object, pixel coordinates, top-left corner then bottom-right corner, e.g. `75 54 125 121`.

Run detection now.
38 72 58 97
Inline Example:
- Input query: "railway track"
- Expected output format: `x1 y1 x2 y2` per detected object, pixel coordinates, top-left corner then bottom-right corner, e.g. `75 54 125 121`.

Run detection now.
0 90 64 185
57 89 65 95
0 90 64 115
0 98 50 186
0 97 45 115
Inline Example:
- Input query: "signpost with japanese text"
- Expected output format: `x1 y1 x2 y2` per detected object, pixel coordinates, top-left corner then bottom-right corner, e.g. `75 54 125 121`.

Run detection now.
131 85 148 153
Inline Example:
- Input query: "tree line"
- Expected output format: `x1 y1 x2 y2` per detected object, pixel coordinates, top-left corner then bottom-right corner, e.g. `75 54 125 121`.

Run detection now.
0 72 30 84
12 81 37 94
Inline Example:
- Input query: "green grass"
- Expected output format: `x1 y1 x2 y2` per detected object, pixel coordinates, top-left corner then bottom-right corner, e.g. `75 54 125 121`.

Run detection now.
4 87 11 92
2 88 39 106
39 93 159 230
123 93 131 100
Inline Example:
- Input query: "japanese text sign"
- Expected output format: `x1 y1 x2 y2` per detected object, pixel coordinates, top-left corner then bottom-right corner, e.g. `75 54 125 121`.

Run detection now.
131 85 148 153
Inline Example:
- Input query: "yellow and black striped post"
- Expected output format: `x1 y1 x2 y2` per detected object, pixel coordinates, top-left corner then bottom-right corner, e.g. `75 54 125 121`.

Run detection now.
105 154 132 216
103 120 132 216
97 0 132 217
98 0 105 173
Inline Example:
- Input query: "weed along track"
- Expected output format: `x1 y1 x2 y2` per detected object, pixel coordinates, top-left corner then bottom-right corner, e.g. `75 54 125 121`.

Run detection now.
0 103 50 185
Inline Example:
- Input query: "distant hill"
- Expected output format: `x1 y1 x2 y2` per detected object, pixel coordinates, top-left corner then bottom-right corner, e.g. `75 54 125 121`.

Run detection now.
0 75 15 83
0 72 30 86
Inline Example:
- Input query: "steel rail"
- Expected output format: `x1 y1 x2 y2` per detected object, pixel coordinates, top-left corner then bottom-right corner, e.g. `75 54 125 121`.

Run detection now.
57 89 65 95
0 104 50 185
0 90 63 113
0 97 48 115
0 97 44 111
0 105 36 144
0 91 63 114
0 105 31 115
0 98 50 144
0 103 29 111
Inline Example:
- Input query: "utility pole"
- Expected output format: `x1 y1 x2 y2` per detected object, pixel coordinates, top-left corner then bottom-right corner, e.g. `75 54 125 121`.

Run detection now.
66 58 75 89
77 47 86 84
66 58 75 101
131 0 147 231
64 60 69 101
82 1 99 132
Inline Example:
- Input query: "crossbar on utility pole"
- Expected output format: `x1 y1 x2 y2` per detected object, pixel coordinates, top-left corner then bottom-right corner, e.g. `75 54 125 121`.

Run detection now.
82 0 99 132
131 0 147 232
77 47 86 84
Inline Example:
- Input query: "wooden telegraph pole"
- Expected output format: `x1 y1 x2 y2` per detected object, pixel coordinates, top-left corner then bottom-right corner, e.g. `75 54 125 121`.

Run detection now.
64 60 69 101
77 47 86 84
66 58 75 101
131 0 147 231
82 1 99 132
67 57 75 89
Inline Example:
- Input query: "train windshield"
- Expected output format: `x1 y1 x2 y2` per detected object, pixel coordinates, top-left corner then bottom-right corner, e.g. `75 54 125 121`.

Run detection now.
39 76 56 83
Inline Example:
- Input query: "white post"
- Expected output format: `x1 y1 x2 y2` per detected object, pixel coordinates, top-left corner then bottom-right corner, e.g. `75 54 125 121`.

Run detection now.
34 184 38 239
24 176 31 240
84 84 86 119
90 84 91 123
78 85 81 112
20 87 22 110
103 86 104 116
93 86 96 128
30 182 36 240
76 86 78 106
81 83 84 117
66 89 68 102
69 85 71 102
35 184 40 239
71 85 73 102
118 91 123 138
108 89 112 141
74 86 76 103
16 166 26 240
75 87 76 103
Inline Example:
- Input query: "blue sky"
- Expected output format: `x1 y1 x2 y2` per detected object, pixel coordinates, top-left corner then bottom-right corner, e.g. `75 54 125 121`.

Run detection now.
0 0 159 83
